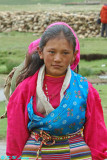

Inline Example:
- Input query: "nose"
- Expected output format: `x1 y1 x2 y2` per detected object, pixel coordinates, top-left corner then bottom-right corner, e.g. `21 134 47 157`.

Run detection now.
54 53 62 62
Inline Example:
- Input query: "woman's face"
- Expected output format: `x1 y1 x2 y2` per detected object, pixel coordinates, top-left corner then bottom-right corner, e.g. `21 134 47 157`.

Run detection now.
38 36 77 76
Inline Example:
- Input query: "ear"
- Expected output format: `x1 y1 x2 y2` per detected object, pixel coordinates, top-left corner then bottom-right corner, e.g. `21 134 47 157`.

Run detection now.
70 50 78 66
73 50 78 62
37 46 44 59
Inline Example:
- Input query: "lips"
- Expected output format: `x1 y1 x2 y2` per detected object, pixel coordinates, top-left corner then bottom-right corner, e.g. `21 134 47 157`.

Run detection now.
52 65 62 68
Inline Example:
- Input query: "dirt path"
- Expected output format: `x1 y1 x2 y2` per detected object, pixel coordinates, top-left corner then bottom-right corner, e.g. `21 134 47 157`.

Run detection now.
0 139 6 157
87 76 107 84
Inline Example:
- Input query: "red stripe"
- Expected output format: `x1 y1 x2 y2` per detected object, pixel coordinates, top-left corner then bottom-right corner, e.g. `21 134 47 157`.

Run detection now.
42 153 70 159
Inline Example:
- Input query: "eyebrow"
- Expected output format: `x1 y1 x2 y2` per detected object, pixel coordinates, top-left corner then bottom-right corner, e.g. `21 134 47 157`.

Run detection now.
47 47 70 51
47 48 55 50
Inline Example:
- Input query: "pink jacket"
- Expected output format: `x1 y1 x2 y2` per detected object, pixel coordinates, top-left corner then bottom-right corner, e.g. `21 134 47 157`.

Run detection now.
6 71 107 160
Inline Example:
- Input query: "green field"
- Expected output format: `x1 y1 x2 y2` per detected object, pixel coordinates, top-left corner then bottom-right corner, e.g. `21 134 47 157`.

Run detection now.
0 32 39 73
0 4 102 12
79 59 107 76
0 32 107 55
0 31 107 74
0 1 103 14
0 0 96 5
0 101 7 139
79 38 107 55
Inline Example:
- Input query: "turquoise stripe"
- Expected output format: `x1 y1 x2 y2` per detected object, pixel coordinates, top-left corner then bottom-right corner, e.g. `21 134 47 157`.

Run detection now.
70 141 87 148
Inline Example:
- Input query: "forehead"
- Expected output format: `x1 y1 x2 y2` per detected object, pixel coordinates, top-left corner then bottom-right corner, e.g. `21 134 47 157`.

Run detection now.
45 36 73 50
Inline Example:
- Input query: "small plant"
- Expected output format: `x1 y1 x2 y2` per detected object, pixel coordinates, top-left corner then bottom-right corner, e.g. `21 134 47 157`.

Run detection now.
5 59 21 73
0 65 7 74
79 67 95 77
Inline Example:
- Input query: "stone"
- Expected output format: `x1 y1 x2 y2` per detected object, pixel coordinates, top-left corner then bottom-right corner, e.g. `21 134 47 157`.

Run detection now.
0 11 101 38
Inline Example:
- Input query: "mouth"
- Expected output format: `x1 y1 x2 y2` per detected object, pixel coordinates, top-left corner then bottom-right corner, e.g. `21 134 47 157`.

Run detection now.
52 65 62 68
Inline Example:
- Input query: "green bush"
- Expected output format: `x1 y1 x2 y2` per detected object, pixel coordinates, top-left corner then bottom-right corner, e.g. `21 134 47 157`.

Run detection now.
0 65 7 74
5 59 21 73
0 50 25 74
0 101 7 140
79 67 95 77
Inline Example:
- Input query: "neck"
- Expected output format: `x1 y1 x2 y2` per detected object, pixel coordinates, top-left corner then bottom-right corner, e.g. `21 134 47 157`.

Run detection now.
45 74 66 78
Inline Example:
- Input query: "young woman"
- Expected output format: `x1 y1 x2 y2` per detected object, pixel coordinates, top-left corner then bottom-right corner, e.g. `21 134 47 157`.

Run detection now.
1 22 80 120
6 22 107 160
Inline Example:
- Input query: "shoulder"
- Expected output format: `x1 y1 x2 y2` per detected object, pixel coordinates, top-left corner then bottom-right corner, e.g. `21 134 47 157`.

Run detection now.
87 81 101 104
18 69 39 90
71 70 88 85
71 70 100 98
71 70 87 79
88 81 99 96
9 70 39 103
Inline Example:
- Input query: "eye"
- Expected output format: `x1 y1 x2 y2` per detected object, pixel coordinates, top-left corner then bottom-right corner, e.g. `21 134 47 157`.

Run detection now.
63 52 69 55
49 50 55 54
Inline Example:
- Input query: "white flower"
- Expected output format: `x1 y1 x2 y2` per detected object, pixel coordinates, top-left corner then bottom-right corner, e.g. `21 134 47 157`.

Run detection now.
77 115 80 119
79 85 83 88
40 122 43 126
28 107 30 111
51 113 54 117
62 120 67 124
63 104 67 108
48 125 52 129
73 101 77 105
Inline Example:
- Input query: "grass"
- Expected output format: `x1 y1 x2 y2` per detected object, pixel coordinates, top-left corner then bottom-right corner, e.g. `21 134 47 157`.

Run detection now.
0 101 7 140
0 0 103 14
0 4 102 12
0 0 98 5
0 32 40 73
0 32 39 52
79 59 107 76
0 31 107 74
0 33 107 55
79 37 107 55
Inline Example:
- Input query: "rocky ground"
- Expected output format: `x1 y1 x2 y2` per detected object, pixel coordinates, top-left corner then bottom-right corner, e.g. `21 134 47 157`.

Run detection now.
87 76 107 84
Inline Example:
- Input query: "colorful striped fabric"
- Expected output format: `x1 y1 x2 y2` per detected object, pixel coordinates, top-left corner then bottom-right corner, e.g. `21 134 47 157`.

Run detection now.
21 131 92 160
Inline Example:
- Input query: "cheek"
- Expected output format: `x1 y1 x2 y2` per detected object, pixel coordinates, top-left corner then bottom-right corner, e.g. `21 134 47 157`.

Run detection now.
70 54 76 63
66 56 74 65
44 54 52 64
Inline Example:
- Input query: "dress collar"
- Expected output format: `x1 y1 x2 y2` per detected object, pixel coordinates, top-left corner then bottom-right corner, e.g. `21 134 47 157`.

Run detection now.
37 64 71 115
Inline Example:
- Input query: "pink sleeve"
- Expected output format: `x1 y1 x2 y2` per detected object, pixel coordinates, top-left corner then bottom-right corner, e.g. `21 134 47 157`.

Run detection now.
84 82 107 160
6 84 30 159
